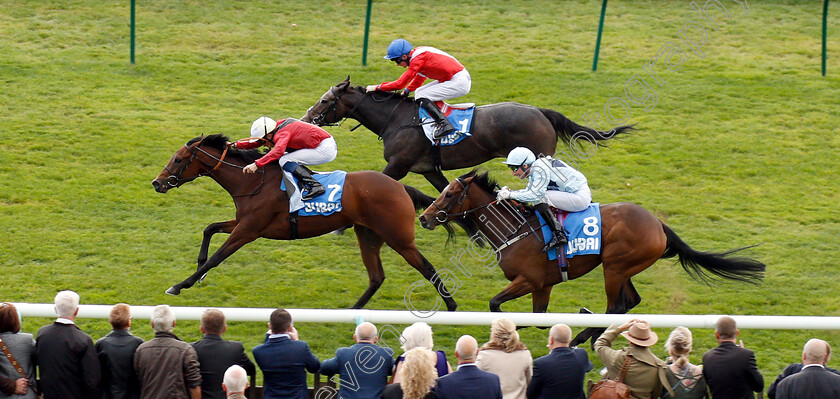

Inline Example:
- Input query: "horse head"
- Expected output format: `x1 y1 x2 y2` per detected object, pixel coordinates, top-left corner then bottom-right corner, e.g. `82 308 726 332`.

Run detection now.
301 76 358 126
152 135 232 193
419 170 498 230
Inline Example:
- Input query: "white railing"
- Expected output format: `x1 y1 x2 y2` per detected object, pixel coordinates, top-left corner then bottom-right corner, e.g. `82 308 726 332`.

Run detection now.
12 303 840 330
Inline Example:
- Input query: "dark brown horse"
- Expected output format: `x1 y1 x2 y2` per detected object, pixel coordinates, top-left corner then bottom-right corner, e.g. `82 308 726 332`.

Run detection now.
417 171 765 346
151 134 457 311
301 77 633 193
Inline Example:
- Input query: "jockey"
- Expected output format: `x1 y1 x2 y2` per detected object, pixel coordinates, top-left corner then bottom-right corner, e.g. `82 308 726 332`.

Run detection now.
497 147 592 252
231 116 337 201
365 39 471 139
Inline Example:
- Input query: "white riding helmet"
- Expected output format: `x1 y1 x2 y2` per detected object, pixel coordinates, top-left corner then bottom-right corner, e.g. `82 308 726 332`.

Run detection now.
502 147 536 166
250 116 277 138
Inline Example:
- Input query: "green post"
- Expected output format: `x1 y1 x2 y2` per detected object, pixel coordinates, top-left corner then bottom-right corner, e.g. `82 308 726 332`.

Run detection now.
362 0 373 66
823 0 829 76
592 0 608 71
130 0 135 64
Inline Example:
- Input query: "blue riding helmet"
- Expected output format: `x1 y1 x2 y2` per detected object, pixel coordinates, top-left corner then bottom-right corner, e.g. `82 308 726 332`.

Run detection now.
384 39 413 60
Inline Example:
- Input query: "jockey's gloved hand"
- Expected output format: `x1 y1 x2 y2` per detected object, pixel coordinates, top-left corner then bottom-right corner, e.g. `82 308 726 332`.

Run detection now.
400 88 411 97
496 187 511 201
365 85 379 93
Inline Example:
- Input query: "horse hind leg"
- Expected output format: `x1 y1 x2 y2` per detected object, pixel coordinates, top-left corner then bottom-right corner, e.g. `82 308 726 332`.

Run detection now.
350 225 387 309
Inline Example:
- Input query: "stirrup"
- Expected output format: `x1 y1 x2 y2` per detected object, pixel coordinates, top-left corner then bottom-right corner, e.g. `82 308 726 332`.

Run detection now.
433 124 456 140
301 185 325 201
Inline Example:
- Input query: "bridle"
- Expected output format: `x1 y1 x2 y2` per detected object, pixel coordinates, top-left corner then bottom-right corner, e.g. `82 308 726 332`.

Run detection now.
306 86 404 138
430 178 496 223
164 140 264 197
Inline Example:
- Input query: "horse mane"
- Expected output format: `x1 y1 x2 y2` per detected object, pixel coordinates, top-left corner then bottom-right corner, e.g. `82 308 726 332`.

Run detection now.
459 169 499 195
189 134 265 163
349 84 416 103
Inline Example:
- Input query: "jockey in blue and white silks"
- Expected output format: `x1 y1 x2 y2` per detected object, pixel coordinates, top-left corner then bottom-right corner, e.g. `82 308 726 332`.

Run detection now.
498 147 592 251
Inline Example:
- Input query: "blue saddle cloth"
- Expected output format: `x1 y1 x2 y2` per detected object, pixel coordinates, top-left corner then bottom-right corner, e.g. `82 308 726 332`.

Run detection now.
280 170 346 216
418 105 474 146
536 203 602 260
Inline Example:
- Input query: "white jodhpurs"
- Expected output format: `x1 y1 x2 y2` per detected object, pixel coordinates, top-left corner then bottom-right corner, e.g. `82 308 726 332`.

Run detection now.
414 70 471 102
544 185 591 212
278 137 337 166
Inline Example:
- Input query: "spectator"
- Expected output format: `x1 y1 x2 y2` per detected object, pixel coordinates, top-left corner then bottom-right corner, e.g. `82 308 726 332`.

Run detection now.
662 327 708 399
594 319 671 399
35 290 101 399
767 339 840 398
392 322 451 384
133 305 201 399
774 338 840 399
222 365 249 399
435 335 502 399
320 322 394 399
96 303 144 399
192 309 256 399
526 324 593 399
383 348 438 399
252 308 319 399
701 316 763 399
0 303 37 399
476 318 533 399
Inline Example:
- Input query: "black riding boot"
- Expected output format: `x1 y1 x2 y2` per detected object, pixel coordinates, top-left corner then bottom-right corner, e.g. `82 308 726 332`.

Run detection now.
536 203 567 252
418 98 456 139
291 165 325 201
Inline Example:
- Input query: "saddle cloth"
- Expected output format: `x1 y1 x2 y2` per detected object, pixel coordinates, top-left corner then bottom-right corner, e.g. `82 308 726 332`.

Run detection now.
418 101 475 146
280 170 346 216
535 203 602 259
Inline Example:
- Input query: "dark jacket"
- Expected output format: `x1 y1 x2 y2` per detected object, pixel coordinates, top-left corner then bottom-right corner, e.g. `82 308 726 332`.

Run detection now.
774 365 840 399
252 335 320 399
96 329 144 399
702 342 763 399
191 334 256 399
133 331 201 399
767 362 840 399
435 364 503 399
35 322 101 399
382 383 437 399
320 342 393 399
527 347 594 399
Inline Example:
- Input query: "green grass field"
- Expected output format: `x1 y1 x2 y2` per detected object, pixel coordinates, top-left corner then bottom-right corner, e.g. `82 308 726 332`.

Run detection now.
1 0 839 388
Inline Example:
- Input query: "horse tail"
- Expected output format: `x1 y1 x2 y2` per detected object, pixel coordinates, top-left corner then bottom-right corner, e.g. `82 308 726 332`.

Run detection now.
403 184 435 211
538 108 634 145
660 223 765 284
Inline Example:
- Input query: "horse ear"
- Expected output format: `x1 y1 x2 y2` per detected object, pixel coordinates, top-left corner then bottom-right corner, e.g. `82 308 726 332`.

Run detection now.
341 75 350 85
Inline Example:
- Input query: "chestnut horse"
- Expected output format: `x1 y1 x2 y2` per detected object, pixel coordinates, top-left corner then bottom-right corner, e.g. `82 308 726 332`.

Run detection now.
418 170 765 346
152 134 457 311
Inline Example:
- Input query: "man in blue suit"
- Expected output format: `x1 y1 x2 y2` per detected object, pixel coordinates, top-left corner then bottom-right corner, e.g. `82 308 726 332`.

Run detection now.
252 309 320 399
435 335 503 399
319 322 394 399
527 324 593 399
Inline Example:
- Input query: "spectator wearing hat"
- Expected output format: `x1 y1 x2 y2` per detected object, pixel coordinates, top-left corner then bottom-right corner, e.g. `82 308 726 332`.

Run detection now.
594 319 671 399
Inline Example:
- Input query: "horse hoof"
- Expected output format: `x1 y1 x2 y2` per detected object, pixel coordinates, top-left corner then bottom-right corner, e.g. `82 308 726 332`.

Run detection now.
165 287 181 296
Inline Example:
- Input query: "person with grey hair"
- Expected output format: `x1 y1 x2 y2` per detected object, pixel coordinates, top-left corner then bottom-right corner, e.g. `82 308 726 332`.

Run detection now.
392 322 451 384
35 290 101 399
527 324 593 399
773 339 840 399
320 322 394 399
701 316 763 399
222 365 249 399
435 335 502 399
133 305 201 399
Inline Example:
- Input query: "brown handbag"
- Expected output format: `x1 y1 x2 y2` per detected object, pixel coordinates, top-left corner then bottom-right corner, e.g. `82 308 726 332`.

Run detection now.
588 355 633 399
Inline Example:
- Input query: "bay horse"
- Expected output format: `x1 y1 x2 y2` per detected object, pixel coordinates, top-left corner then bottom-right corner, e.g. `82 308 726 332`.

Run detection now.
417 170 765 346
151 134 457 311
301 77 633 193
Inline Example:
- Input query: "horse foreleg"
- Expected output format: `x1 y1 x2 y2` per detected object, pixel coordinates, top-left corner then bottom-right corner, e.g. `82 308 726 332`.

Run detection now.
489 275 537 312
166 229 258 296
389 242 458 312
571 273 638 348
198 220 237 268
351 225 386 309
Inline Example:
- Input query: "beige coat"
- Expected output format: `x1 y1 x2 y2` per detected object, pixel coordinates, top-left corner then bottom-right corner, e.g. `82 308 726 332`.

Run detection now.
594 325 672 399
476 348 533 399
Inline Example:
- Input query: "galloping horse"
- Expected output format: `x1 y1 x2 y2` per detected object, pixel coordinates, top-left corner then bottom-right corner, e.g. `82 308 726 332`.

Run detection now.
418 170 765 346
151 134 457 311
301 77 633 193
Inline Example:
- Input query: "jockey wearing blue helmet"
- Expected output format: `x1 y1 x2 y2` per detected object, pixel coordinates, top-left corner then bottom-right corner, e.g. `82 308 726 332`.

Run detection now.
366 39 471 140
